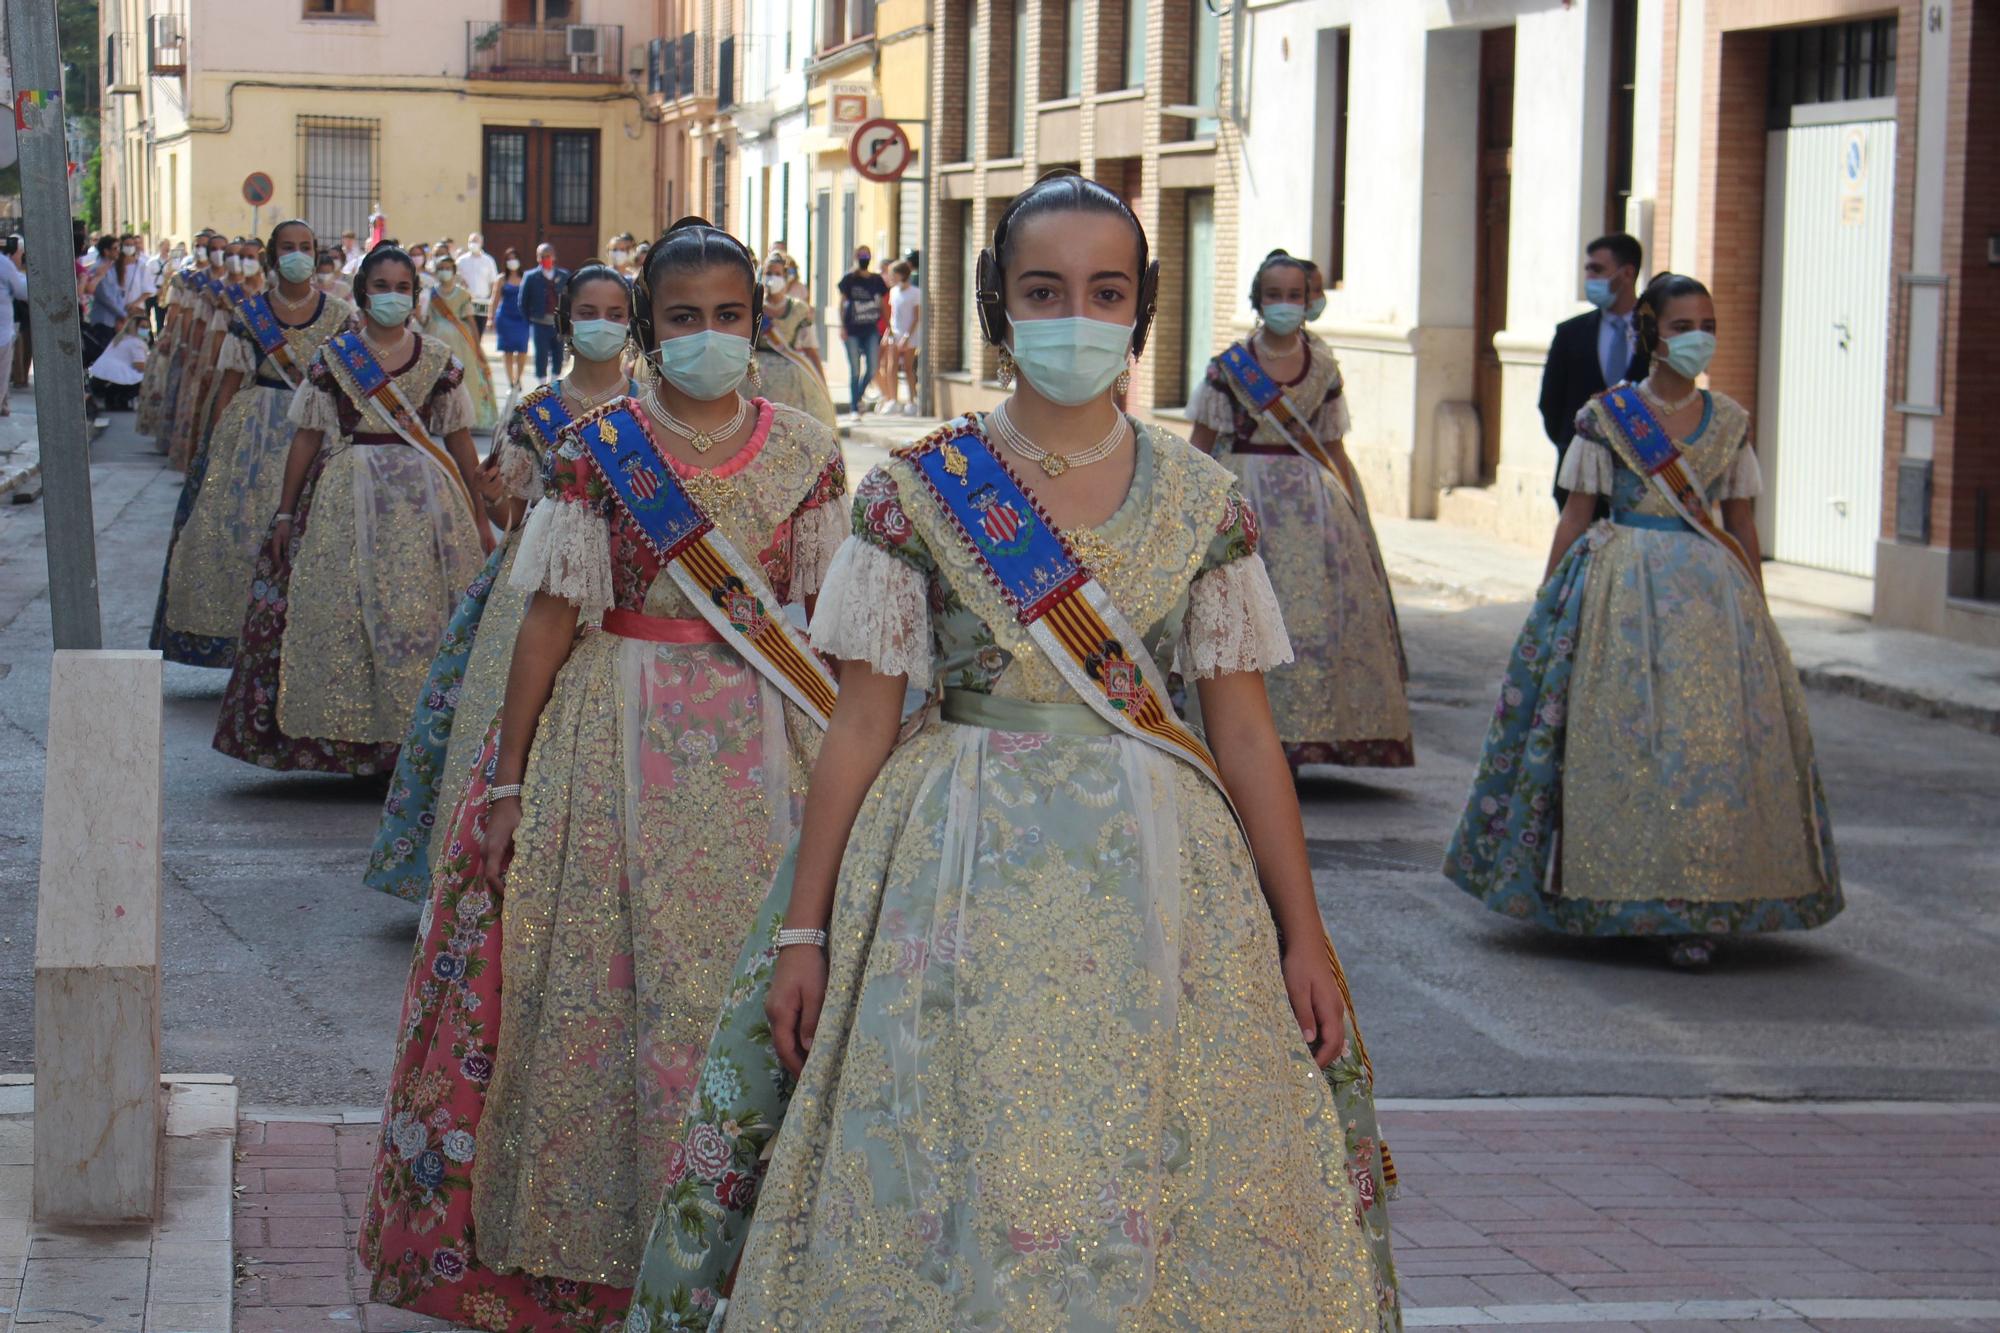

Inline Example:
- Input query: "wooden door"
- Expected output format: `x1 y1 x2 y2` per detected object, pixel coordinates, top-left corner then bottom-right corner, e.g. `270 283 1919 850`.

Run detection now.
1473 27 1514 482
481 127 602 269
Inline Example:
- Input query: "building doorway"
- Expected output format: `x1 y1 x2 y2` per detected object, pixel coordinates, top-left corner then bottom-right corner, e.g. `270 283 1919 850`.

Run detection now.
1758 20 1897 578
1473 27 1514 481
480 126 599 266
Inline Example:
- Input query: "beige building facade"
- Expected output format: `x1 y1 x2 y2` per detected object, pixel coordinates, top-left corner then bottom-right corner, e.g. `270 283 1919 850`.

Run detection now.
100 0 659 260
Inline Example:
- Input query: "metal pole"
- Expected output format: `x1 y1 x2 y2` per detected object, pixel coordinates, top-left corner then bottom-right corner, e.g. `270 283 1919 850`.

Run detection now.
918 165 932 418
7 0 101 650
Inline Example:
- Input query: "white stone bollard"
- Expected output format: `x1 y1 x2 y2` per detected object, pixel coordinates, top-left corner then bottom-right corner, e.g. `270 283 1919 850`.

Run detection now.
33 649 164 1224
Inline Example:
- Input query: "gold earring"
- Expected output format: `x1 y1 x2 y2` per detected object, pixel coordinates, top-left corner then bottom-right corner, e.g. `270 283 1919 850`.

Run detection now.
998 347 1017 389
1114 366 1132 398
746 357 764 390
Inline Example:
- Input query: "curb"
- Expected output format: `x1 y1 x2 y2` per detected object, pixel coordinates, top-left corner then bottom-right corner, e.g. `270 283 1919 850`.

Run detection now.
0 449 38 501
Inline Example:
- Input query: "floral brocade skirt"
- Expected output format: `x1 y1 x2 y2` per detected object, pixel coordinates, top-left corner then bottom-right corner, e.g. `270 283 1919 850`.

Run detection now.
629 718 1401 1332
360 726 631 1333
1223 451 1413 768
1444 521 1841 935
147 400 237 670
164 383 296 643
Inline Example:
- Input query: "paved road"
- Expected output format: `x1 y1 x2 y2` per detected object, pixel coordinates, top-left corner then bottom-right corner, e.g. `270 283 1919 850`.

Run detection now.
1 403 1995 1107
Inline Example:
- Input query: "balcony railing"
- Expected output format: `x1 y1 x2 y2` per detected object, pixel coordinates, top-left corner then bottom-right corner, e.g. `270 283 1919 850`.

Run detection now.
148 15 186 77
467 22 625 83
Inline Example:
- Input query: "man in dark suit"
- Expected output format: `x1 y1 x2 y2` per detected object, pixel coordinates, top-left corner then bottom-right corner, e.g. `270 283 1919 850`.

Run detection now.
1539 233 1648 507
520 243 573 384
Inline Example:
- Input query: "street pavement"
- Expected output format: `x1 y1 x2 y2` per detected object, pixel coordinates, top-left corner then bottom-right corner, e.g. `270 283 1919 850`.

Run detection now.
2 396 1999 1330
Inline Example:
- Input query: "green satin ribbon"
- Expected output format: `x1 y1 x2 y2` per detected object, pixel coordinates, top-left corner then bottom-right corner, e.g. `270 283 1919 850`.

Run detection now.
940 689 1117 736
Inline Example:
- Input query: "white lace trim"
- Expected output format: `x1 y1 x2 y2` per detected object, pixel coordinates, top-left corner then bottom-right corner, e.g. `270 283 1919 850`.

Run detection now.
789 498 851 598
1312 392 1352 444
510 497 613 614
286 382 342 437
1184 375 1236 434
496 440 544 503
432 384 475 437
217 333 257 377
1177 554 1295 679
808 537 932 688
1716 444 1764 501
1556 437 1617 497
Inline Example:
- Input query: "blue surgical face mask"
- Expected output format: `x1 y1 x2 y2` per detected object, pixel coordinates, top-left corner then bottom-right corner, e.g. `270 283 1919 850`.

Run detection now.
570 317 629 364
652 329 752 400
1007 316 1134 407
276 252 314 284
1304 295 1327 322
367 291 413 328
1584 277 1616 310
1662 330 1716 379
1261 302 1307 336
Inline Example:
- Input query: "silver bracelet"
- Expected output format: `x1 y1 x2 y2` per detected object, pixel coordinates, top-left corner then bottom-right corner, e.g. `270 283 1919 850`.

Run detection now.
271 512 293 524
486 783 523 803
775 927 828 950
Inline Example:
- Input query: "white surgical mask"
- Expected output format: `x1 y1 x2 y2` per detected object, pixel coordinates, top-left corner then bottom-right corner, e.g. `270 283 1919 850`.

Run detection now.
194 246 208 264
1661 330 1716 380
468 241 483 255
570 318 629 363
225 256 242 275
1305 295 1327 322
611 249 629 266
438 269 456 285
121 244 136 257
277 252 315 283
367 292 413 327
1007 316 1134 406
1261 302 1306 336
652 329 752 401
764 274 788 295
1585 277 1616 310
506 258 521 271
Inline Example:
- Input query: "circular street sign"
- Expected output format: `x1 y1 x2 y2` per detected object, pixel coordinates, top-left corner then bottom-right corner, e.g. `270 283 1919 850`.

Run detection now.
849 118 914 183
242 172 274 207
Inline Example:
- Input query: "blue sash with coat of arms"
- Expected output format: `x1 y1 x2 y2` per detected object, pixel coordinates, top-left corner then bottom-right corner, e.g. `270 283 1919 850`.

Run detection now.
570 402 838 726
1596 386 1757 583
1218 341 1354 506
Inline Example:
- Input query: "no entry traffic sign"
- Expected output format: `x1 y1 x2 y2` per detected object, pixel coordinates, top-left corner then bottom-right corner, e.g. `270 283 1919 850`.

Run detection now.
848 119 914 183
242 172 274 207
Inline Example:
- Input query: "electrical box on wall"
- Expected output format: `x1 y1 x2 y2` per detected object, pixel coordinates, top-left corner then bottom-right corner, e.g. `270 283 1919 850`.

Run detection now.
1896 457 1932 544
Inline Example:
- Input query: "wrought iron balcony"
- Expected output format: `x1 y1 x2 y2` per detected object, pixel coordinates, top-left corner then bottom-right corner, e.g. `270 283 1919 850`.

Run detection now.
466 22 625 83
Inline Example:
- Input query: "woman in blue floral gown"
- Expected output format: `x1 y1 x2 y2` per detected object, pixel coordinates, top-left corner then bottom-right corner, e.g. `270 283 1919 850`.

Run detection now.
1445 275 1840 967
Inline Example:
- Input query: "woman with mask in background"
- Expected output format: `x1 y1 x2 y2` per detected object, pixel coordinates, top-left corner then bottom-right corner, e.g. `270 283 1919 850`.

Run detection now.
142 230 217 444
423 248 500 432
155 222 352 671
363 263 635 903
628 172 1400 1332
160 235 234 471
212 244 494 775
313 250 345 298
188 235 267 448
1188 248 1411 771
752 249 836 428
136 235 191 439
1446 274 1841 968
357 219 844 1330
494 247 531 393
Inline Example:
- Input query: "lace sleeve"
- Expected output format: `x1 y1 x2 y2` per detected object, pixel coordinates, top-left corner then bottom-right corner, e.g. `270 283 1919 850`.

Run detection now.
1556 436 1617 497
217 330 257 377
1184 367 1237 433
429 384 475 437
1715 442 1764 501
1179 554 1294 678
509 496 614 614
285 381 342 437
1312 389 1352 444
790 496 852 598
808 536 933 688
496 437 544 503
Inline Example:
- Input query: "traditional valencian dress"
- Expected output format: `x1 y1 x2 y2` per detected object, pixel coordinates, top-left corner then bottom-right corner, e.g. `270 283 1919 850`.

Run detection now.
626 418 1401 1331
1445 388 1841 936
135 265 190 439
1187 331 1412 768
424 280 500 432
156 290 354 668
363 381 625 901
358 397 846 1331
755 295 836 429
211 332 485 775
162 271 231 472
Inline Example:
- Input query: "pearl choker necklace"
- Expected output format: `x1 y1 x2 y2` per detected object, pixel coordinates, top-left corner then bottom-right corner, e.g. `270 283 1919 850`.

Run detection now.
989 401 1128 478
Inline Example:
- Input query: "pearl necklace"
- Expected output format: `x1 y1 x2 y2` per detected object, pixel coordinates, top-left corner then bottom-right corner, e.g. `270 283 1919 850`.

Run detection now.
1637 378 1701 416
989 401 1128 478
642 383 750 453
560 374 626 413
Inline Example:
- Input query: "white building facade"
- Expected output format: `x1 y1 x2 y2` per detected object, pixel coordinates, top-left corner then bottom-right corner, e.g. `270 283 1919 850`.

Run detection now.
1229 0 1660 547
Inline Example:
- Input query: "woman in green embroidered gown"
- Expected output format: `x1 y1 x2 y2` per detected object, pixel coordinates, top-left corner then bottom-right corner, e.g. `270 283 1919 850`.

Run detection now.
1445 275 1840 967
627 174 1399 1331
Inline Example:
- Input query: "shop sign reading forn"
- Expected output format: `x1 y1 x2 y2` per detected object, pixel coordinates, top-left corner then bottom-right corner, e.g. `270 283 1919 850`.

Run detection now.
849 119 914 184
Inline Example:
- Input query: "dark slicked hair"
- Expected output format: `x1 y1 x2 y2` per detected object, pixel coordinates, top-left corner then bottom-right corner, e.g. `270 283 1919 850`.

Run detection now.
1633 272 1712 357
630 216 761 353
1588 233 1644 274
351 243 417 313
976 169 1158 355
558 262 630 341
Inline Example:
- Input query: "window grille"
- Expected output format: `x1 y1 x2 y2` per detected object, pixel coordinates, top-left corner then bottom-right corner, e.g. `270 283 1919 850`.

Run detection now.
296 116 380 244
550 132 595 228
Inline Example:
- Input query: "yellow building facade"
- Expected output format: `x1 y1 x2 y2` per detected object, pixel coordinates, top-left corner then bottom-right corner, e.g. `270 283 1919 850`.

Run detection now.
101 0 659 259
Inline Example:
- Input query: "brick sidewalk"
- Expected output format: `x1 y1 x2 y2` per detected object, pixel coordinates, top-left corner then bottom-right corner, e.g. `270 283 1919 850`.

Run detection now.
236 1101 2000 1332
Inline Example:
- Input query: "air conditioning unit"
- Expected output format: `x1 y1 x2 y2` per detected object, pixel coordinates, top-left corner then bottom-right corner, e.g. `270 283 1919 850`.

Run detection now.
566 24 602 74
148 15 186 77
